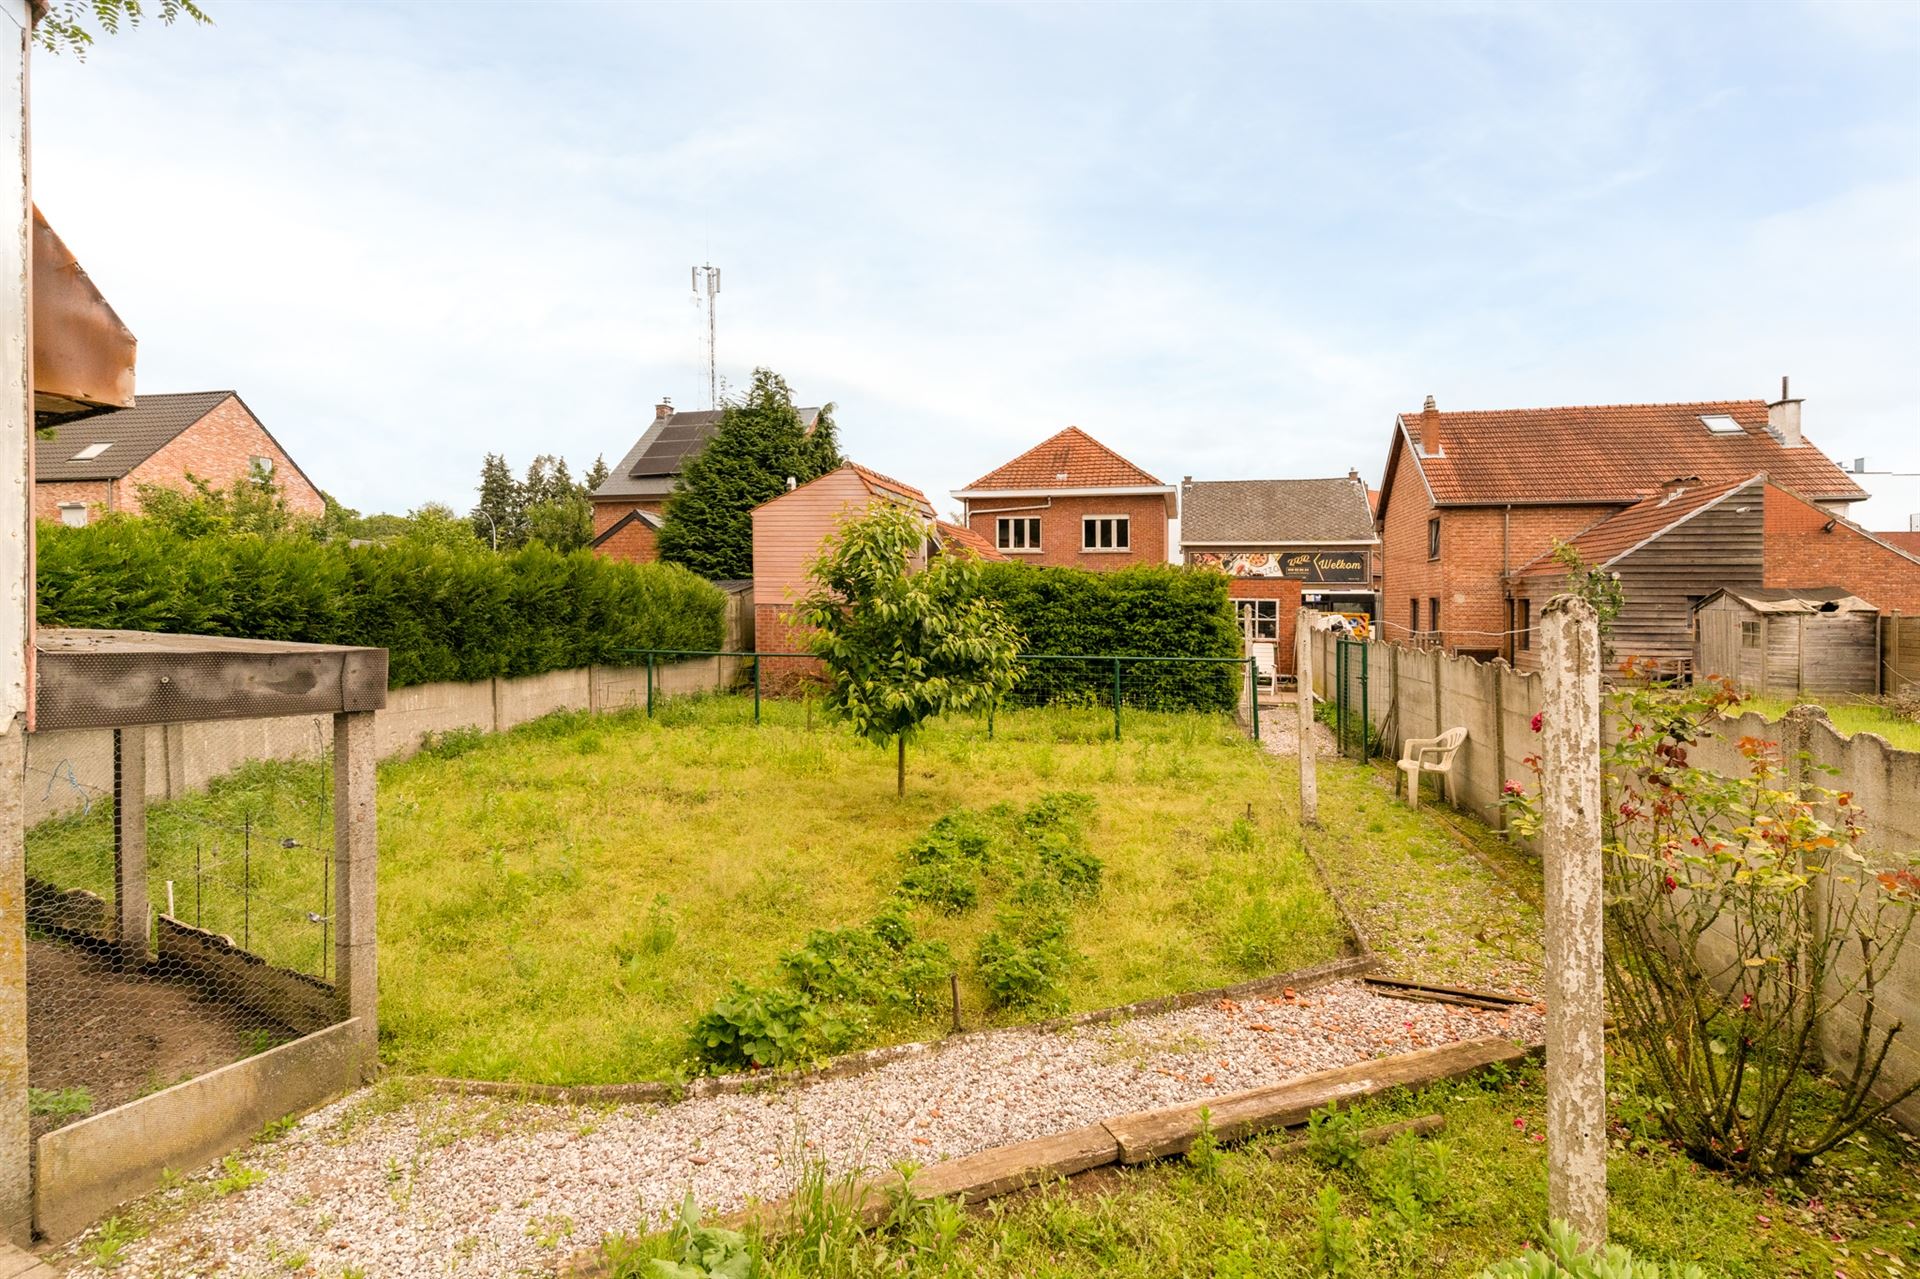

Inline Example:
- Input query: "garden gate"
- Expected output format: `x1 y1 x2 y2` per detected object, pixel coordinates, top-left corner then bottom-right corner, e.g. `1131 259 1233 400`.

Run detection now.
1332 638 1372 759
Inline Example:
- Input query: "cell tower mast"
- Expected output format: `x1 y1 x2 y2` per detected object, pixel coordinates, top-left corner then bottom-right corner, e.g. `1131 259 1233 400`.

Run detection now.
692 263 721 408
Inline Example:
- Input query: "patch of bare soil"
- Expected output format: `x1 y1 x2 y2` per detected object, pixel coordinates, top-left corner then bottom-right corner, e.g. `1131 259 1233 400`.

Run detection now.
26 939 292 1140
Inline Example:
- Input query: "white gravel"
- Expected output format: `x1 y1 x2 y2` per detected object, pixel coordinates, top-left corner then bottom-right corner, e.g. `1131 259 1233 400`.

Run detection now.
56 981 1542 1279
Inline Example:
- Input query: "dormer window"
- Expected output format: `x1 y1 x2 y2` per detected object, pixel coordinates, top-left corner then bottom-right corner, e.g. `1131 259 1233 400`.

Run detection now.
1699 415 1743 435
69 441 112 460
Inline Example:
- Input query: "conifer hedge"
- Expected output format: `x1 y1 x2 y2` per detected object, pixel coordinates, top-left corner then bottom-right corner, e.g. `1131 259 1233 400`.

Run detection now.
976 563 1243 712
37 522 727 689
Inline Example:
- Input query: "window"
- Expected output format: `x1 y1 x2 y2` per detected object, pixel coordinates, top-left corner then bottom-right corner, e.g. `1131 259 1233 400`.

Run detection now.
1427 516 1441 560
1082 515 1130 552
1409 597 1420 635
1235 599 1279 641
57 502 87 528
995 516 1041 552
1741 620 1760 648
68 442 111 461
1700 414 1744 435
1428 597 1441 635
1518 598 1532 650
250 454 275 476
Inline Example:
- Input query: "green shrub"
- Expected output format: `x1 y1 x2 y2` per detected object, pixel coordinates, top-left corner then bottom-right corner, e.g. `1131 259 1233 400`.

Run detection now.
36 519 726 689
977 563 1242 712
687 982 823 1071
976 905 1076 1010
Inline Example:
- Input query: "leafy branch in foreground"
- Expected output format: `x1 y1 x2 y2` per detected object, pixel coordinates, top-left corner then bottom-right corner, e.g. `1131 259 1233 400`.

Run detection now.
37 0 211 58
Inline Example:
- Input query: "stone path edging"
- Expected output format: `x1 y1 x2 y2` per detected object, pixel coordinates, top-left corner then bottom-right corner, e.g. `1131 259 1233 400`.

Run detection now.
559 1034 1533 1277
426 953 1379 1108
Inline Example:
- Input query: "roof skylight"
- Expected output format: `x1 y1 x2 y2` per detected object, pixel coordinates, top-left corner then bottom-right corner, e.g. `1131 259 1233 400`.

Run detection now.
68 442 112 460
1699 415 1744 435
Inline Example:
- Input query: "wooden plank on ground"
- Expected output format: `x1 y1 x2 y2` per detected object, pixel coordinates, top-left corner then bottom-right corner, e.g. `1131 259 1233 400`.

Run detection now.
1102 1037 1525 1164
1362 976 1534 1006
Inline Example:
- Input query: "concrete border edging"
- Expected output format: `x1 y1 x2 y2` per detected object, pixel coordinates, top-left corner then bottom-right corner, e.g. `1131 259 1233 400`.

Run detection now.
426 954 1379 1107
32 1018 370 1242
560 1035 1533 1277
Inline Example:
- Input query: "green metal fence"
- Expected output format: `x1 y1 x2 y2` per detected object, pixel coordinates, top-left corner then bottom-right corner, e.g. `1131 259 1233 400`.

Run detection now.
1332 637 1373 759
615 649 1262 740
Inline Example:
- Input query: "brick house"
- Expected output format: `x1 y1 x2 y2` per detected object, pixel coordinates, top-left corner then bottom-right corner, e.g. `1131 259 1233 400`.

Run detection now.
952 427 1175 569
34 390 323 526
1507 474 1920 674
1376 387 1868 661
1179 473 1378 680
591 399 821 563
750 463 955 687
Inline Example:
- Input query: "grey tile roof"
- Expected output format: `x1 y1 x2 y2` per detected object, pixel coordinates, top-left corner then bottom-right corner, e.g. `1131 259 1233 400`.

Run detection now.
1179 477 1378 545
35 391 235 482
594 406 821 500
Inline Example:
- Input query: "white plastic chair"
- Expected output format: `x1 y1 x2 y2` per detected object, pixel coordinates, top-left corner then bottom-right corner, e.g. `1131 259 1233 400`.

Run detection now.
1397 727 1466 808
1250 641 1278 690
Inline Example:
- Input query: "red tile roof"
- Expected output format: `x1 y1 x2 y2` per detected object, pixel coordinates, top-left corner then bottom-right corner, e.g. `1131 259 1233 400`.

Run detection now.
959 426 1168 492
1513 474 1763 576
1394 400 1865 508
934 519 1008 561
845 462 935 516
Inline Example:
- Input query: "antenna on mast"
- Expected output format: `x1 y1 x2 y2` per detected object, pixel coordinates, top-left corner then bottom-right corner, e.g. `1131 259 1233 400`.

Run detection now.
691 263 721 408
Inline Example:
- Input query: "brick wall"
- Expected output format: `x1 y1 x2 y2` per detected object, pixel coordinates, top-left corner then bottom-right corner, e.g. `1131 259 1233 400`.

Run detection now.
755 603 825 693
1765 486 1920 613
966 492 1169 569
1217 575 1304 676
1380 452 1612 658
32 478 111 524
124 396 324 517
590 502 661 564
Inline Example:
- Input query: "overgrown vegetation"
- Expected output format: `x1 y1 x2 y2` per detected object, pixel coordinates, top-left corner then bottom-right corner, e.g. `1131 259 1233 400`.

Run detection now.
597 1059 1920 1277
978 562 1244 712
36 517 724 688
800 503 1020 795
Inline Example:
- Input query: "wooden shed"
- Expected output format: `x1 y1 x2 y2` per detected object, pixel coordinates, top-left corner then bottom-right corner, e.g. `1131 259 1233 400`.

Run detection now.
1694 587 1880 697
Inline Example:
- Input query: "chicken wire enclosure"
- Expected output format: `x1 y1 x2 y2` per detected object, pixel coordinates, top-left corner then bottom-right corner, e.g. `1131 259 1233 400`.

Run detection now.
23 719 342 1136
14 630 383 1182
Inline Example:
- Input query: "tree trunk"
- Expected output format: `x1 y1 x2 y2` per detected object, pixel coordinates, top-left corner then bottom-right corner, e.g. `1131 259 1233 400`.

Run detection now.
897 734 906 797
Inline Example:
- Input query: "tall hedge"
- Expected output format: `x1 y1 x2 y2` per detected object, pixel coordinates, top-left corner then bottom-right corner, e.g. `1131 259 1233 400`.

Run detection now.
37 521 727 689
976 563 1243 712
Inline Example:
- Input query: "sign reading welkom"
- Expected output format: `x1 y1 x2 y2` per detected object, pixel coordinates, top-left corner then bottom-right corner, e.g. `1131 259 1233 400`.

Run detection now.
1189 550 1370 584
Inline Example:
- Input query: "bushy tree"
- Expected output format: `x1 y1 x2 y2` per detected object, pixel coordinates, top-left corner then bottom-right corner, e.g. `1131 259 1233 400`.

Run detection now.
135 464 307 539
471 452 522 550
658 368 841 580
798 503 1019 796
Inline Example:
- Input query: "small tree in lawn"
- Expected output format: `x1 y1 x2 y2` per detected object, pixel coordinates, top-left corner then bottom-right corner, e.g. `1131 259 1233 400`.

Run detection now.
798 503 1019 796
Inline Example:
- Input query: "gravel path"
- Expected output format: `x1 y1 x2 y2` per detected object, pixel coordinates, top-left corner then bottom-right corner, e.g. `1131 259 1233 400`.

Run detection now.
54 981 1541 1279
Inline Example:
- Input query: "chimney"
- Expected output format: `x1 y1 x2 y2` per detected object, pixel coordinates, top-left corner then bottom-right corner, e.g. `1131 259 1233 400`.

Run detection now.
785 475 797 491
1347 467 1361 483
1767 375 1802 448
655 398 675 421
1418 395 1440 455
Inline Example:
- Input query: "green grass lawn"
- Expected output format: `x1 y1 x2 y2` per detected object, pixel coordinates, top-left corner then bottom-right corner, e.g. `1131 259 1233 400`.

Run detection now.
607 1058 1920 1279
1738 697 1920 752
30 698 1348 1085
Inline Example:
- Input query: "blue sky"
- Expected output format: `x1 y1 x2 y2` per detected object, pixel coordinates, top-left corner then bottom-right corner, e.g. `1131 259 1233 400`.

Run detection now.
29 1 1920 523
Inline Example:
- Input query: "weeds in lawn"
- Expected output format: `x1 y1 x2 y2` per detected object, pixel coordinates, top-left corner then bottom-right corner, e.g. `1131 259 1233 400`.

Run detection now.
1186 1108 1223 1179
1306 1102 1365 1173
255 1114 298 1143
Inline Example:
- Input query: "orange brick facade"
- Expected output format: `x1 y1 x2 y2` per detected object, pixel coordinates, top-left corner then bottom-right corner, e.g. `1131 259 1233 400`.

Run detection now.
1764 486 1920 614
34 396 322 524
590 501 663 564
963 493 1170 570
754 603 826 692
1216 576 1304 676
1379 457 1608 659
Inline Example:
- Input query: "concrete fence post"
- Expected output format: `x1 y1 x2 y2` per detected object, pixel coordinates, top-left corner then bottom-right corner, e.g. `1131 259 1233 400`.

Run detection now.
0 727 27 1246
332 710 378 1072
113 727 149 965
1539 595 1607 1242
1296 611 1317 825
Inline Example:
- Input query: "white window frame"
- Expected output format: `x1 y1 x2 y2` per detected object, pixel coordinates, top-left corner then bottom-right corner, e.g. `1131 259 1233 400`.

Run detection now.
250 454 275 476
57 501 88 528
1081 513 1131 552
1234 598 1280 641
995 516 1042 553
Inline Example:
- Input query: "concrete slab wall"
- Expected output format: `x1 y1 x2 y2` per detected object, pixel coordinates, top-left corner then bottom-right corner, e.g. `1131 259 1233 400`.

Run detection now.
32 1017 369 1242
24 658 735 808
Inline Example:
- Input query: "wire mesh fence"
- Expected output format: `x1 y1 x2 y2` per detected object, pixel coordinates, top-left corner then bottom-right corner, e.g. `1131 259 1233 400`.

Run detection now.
22 716 342 1139
615 649 1263 740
